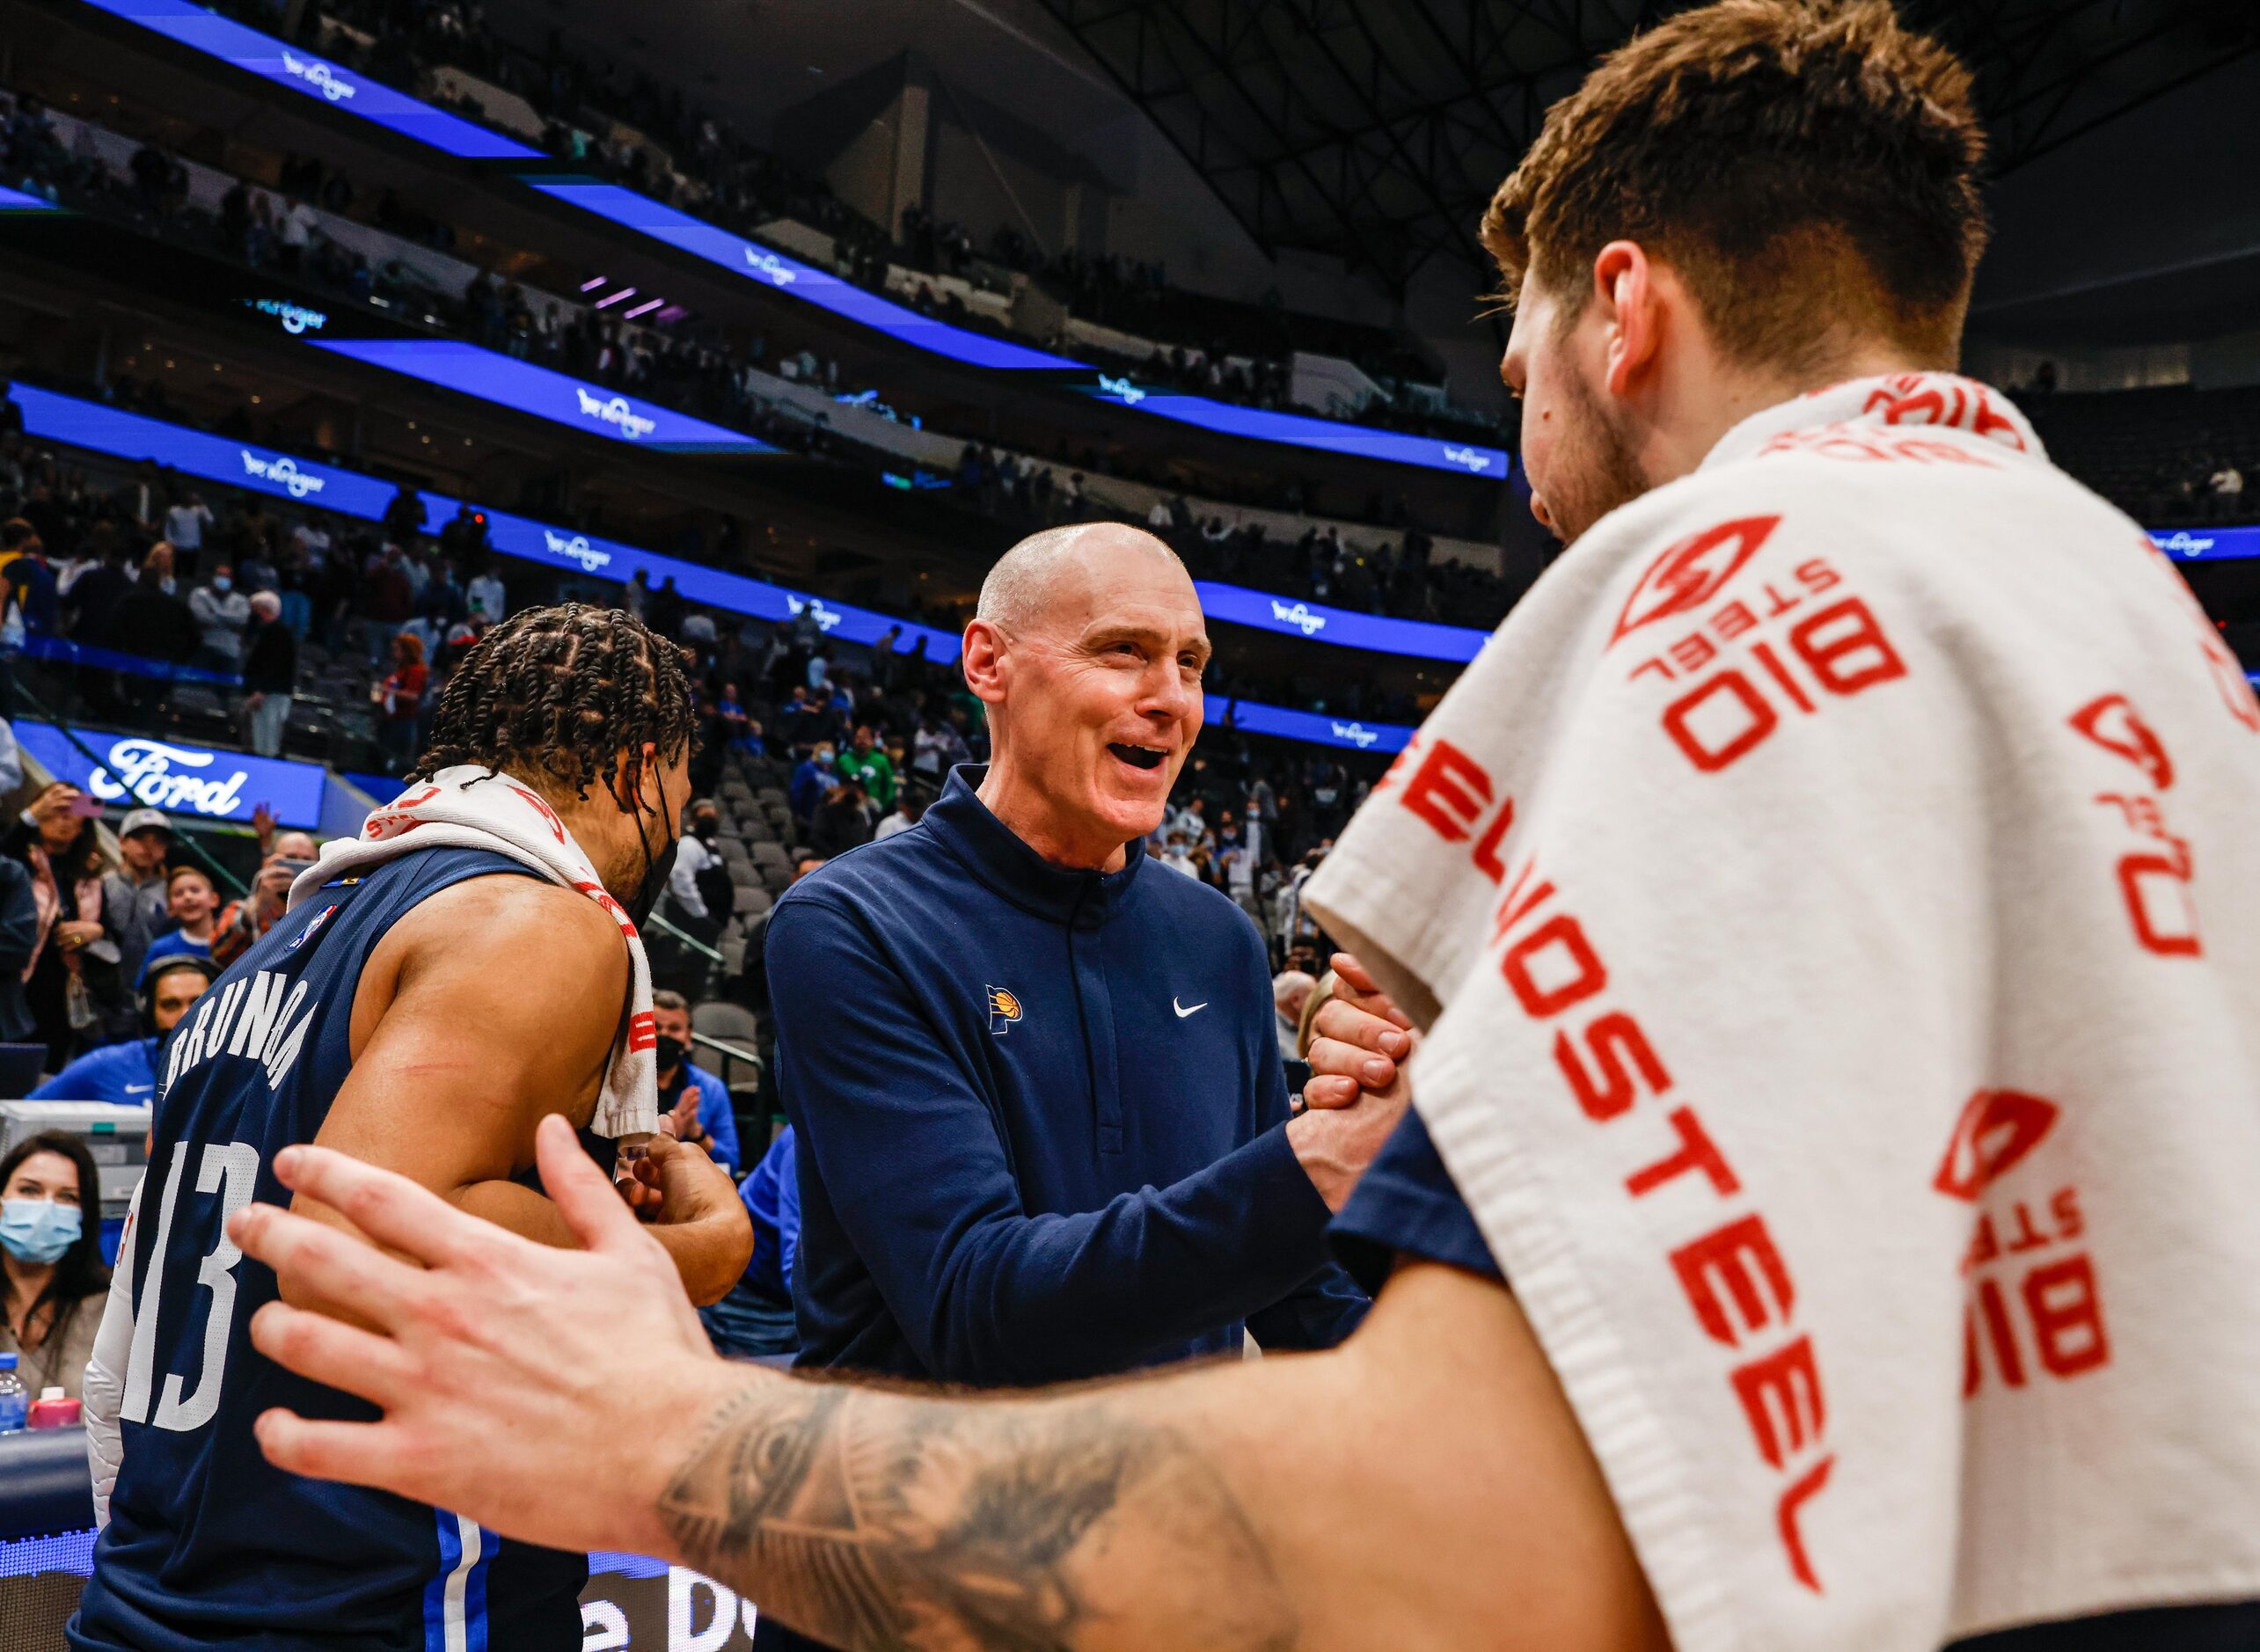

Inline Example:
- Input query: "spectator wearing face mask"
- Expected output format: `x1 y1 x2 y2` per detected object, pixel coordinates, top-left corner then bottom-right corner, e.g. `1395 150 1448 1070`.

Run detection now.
665 800 732 928
31 952 215 1104
187 561 250 677
650 990 739 1177
0 1130 109 1401
788 742 835 828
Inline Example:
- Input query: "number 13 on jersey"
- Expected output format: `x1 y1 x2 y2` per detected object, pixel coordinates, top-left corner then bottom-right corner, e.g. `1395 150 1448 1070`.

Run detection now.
121 1142 263 1433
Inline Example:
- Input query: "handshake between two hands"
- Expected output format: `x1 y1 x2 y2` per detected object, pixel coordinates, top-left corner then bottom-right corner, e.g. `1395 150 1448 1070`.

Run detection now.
1290 953 1421 1212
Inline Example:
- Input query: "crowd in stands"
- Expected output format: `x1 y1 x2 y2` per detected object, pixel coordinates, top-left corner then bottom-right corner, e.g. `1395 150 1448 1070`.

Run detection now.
0 78 1522 631
207 0 1509 444
2015 374 2260 530
0 386 1394 913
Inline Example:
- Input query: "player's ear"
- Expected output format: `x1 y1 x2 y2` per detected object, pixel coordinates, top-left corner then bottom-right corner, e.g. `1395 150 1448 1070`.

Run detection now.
1594 240 1661 398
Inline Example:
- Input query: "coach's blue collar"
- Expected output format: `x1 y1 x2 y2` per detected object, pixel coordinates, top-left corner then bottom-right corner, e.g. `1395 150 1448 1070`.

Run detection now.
925 765 1143 930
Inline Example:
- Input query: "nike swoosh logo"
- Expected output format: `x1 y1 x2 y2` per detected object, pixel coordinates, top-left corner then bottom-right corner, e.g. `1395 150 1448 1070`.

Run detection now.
1173 998 1207 1019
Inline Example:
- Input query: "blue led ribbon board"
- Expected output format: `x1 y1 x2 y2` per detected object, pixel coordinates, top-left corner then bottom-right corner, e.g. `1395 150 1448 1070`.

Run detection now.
1193 582 1487 662
2152 525 2260 561
1205 696 1414 754
76 0 540 159
70 0 1511 479
526 180 1083 373
4 384 954 660
304 339 778 454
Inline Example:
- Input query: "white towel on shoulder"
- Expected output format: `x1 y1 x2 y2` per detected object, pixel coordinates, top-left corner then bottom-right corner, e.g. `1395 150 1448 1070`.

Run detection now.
290 764 659 1141
1307 374 2260 1649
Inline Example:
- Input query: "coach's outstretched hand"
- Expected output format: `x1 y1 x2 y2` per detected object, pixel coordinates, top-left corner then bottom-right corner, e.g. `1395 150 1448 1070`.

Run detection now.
1284 953 1416 1210
232 1116 749 1559
1301 953 1417 1111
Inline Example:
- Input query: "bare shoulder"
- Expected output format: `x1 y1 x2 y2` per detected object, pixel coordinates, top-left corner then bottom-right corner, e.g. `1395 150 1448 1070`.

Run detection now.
374 872 628 993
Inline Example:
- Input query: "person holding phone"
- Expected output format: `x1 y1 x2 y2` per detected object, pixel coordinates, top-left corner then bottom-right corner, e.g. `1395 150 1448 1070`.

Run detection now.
4 783 112 1069
212 828 319 969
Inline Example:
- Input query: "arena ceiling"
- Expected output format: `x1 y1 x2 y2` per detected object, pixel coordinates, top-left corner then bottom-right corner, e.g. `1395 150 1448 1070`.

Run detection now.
1030 0 2260 290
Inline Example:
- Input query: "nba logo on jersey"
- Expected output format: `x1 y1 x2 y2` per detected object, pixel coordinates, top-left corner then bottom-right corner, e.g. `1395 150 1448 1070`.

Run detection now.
986 985 1022 1035
287 903 338 952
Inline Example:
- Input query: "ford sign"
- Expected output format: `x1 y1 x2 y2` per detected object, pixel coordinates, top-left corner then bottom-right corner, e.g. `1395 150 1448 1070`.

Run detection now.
85 737 254 815
541 529 614 574
240 451 325 499
12 722 330 827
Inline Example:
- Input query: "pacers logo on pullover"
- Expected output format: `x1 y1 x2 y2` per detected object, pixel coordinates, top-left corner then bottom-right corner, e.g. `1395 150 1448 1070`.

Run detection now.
986 985 1023 1035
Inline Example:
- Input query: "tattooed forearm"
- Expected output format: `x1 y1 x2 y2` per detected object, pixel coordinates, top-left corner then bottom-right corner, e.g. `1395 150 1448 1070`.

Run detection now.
658 1377 1298 1652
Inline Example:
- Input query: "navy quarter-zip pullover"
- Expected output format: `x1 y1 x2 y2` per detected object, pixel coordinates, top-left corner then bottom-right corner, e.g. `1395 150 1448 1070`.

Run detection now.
769 765 1368 1388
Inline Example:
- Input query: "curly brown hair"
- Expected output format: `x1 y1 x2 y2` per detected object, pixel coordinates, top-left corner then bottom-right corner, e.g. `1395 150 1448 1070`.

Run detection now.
417 603 697 805
1482 0 1987 369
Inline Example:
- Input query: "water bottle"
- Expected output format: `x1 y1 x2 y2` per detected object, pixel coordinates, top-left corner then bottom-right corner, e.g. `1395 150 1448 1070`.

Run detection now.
0 1353 26 1434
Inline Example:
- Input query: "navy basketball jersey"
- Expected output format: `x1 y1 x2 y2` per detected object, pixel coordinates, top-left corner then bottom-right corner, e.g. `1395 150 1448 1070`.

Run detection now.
71 847 589 1652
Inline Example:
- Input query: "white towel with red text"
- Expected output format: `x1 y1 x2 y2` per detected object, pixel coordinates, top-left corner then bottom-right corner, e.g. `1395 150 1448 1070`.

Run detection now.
1306 374 2260 1650
290 765 659 1140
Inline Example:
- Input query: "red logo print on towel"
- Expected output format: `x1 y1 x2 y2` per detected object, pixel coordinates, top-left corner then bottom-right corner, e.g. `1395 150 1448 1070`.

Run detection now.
1611 516 1780 647
1484 855 1837 1594
2067 695 2174 790
1936 1090 2113 1397
1861 374 2028 451
1933 1090 2059 1201
2067 692 2202 958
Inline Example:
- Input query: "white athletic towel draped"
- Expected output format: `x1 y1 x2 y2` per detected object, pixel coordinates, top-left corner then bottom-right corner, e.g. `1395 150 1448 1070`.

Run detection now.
290 765 660 1142
1306 373 2260 1650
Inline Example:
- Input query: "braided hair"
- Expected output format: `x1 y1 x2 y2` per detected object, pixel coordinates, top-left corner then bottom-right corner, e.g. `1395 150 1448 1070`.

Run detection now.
417 603 697 805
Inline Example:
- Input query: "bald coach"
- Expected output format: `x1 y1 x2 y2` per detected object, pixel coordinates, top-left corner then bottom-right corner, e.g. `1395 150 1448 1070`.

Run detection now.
762 526 1397 1624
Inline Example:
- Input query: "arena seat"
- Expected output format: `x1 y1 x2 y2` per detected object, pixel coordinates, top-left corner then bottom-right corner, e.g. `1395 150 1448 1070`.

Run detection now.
691 1000 764 1093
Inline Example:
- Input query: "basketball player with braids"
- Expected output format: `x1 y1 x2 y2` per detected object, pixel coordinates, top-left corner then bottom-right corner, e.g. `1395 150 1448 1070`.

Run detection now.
70 605 751 1652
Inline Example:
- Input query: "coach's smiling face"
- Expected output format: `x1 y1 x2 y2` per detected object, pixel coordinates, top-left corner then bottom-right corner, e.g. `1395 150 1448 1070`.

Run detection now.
964 524 1209 873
